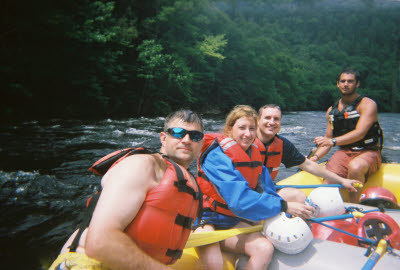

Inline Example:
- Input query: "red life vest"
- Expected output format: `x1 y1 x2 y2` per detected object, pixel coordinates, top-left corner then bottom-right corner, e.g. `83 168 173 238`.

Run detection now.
197 133 263 217
125 157 200 265
254 137 283 181
71 149 200 265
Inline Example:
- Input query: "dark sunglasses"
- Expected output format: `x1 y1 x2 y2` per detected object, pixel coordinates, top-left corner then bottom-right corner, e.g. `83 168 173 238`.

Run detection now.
166 127 204 142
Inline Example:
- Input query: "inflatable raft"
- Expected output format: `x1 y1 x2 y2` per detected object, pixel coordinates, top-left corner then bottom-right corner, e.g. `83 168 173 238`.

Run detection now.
171 163 400 270
276 163 400 203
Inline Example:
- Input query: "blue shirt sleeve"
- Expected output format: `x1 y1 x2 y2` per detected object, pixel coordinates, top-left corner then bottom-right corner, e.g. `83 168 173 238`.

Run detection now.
202 146 284 221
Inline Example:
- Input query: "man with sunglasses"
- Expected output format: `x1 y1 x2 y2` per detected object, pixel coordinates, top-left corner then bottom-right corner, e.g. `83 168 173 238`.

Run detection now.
50 110 204 270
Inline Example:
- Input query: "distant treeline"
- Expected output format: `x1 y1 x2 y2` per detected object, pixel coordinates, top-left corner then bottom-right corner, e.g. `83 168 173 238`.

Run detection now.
2 0 400 120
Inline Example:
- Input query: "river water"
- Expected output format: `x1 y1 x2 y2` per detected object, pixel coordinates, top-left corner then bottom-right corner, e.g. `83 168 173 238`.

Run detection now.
0 111 399 269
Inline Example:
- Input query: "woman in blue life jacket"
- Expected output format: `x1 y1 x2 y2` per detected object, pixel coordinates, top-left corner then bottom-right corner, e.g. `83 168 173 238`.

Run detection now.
193 105 315 270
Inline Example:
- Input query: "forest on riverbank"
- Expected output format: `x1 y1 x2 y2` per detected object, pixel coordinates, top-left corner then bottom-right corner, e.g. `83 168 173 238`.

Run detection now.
2 0 400 120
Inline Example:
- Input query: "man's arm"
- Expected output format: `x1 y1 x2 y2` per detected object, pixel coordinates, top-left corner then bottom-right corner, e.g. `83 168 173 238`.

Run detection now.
85 155 171 270
298 159 361 192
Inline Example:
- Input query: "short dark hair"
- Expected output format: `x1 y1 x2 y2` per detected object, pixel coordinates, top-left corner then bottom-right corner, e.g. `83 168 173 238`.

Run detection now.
337 67 360 83
258 104 281 117
164 110 204 131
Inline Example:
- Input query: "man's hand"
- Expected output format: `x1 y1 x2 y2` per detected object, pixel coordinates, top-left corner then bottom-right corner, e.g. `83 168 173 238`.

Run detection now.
286 202 316 220
314 136 334 147
341 179 363 192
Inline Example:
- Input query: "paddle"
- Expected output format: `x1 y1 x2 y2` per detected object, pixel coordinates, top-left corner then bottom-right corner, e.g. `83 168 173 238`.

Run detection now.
361 239 388 270
185 211 368 248
276 183 363 189
309 211 365 222
306 144 319 159
185 225 263 248
295 144 319 172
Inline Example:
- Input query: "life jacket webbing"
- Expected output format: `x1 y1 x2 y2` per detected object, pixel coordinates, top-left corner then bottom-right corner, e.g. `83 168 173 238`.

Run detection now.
166 249 183 260
68 190 101 252
233 161 263 168
89 148 154 175
197 170 209 181
163 154 202 199
175 213 194 230
173 180 200 200
212 200 230 210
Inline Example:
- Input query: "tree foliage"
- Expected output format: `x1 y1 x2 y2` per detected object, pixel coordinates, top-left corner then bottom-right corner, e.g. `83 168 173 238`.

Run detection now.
1 0 399 120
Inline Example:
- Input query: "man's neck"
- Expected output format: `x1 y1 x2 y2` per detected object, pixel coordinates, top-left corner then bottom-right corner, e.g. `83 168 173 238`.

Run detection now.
159 148 190 169
340 92 360 107
257 130 275 145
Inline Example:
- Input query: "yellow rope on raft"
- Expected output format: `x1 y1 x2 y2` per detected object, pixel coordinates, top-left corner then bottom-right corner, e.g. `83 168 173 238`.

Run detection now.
185 225 263 248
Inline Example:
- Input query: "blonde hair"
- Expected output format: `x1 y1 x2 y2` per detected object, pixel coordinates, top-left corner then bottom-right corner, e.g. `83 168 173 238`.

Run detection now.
223 105 258 136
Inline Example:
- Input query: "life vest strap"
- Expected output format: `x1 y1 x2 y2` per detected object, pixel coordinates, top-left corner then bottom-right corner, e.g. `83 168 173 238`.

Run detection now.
175 213 194 229
166 249 183 260
232 161 263 168
266 151 280 157
163 154 203 226
69 191 101 252
165 156 200 200
212 199 229 210
173 181 200 200
197 170 209 181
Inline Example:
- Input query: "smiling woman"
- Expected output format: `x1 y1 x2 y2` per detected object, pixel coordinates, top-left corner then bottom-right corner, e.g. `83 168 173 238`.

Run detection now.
223 105 258 151
193 105 276 270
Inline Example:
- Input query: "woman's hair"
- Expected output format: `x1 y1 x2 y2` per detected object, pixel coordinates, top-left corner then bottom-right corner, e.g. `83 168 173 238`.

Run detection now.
223 105 258 136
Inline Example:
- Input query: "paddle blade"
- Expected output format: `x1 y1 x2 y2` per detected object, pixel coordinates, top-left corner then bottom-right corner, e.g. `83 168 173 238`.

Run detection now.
185 225 263 248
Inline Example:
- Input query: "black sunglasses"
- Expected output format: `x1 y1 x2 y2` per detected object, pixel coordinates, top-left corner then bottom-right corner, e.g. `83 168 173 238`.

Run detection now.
167 127 204 142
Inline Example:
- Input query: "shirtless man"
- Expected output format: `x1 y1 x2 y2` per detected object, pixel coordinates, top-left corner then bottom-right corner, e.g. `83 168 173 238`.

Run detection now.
49 110 204 270
313 68 383 202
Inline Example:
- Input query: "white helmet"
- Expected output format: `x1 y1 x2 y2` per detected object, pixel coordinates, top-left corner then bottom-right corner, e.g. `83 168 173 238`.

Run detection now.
262 212 313 254
307 187 345 217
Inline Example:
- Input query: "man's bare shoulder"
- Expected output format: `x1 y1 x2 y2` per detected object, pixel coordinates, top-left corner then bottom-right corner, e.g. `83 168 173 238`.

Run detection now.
360 96 377 106
358 97 378 112
101 153 167 188
326 106 333 116
113 153 165 170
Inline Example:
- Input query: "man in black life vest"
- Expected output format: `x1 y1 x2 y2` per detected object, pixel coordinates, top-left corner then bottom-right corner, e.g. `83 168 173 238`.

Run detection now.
313 67 383 203
49 110 204 270
255 104 361 198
